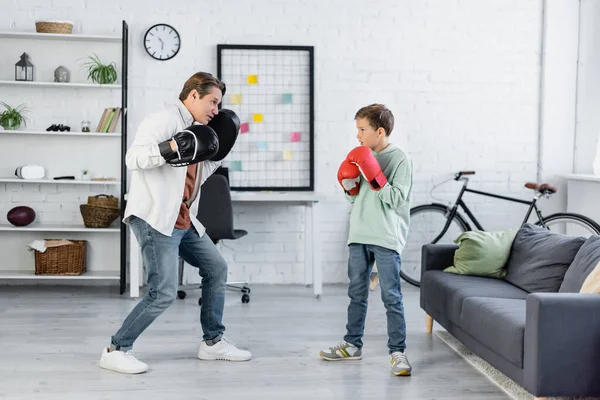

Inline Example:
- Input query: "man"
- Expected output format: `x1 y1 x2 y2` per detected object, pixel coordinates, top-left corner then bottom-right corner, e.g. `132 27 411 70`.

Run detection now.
99 72 251 374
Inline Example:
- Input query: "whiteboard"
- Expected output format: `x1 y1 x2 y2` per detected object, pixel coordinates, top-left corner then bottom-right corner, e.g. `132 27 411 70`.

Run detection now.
217 44 314 191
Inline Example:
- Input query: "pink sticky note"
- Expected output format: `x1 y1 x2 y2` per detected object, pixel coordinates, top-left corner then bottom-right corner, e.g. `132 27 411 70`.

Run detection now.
240 122 249 134
290 132 301 142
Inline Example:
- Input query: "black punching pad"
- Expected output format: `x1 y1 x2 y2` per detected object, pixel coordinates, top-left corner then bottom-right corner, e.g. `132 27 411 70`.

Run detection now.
207 108 240 161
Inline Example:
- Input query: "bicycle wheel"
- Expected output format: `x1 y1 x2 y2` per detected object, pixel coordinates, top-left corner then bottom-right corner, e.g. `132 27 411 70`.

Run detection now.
401 204 470 287
536 213 600 237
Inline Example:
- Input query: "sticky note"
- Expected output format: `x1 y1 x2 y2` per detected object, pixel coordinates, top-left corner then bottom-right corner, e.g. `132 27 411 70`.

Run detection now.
283 150 293 161
290 132 301 142
256 141 268 150
230 161 242 171
240 122 249 134
248 75 258 84
253 114 263 123
231 94 242 105
282 93 293 104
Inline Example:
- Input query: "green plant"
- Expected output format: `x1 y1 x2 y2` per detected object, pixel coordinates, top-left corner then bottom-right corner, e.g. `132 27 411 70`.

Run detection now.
81 54 117 84
0 102 29 130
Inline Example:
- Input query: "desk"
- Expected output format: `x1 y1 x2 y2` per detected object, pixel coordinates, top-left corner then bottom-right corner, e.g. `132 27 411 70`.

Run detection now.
558 174 600 230
128 191 325 298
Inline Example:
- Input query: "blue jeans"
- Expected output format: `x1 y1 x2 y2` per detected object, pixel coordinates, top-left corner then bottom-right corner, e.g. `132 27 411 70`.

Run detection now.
110 215 228 351
344 243 407 354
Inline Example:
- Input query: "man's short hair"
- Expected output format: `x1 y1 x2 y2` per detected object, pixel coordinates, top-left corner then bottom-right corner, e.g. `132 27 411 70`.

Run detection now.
179 72 226 101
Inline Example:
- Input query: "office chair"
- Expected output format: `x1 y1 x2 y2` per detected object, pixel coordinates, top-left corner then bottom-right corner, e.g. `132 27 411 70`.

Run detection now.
176 173 250 306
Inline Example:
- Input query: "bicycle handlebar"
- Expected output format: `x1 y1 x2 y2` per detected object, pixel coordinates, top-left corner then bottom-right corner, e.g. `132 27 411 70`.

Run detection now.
455 171 476 180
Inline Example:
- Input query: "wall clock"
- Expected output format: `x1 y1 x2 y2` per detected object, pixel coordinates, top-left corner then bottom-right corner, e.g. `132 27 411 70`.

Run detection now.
144 23 181 61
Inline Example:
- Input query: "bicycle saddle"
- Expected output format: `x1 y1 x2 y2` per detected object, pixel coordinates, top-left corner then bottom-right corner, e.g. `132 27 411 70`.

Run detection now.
525 182 557 194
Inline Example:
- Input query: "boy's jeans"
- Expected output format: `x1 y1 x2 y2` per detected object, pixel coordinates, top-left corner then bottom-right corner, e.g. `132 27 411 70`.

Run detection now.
344 243 407 354
110 215 227 351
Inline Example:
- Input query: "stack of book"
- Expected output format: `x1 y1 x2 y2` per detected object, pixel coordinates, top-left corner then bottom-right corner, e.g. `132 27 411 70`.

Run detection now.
96 107 122 133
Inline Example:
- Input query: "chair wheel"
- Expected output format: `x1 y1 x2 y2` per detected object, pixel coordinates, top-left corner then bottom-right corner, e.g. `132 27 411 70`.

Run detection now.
177 290 186 300
241 294 250 303
198 297 203 306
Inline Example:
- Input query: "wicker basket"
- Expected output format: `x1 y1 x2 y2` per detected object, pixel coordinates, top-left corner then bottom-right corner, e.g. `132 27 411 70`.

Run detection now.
35 20 73 34
87 194 118 208
35 240 87 275
80 204 120 228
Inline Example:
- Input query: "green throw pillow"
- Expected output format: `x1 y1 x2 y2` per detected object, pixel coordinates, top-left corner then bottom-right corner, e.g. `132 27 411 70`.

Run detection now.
444 229 518 278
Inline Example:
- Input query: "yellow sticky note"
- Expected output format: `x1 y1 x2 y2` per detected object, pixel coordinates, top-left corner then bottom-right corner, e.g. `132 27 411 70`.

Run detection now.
248 75 258 84
283 150 293 161
231 94 242 105
253 113 263 123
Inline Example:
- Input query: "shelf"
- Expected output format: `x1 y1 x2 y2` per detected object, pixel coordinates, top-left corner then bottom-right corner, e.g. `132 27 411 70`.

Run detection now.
231 192 325 202
0 130 121 137
0 224 120 232
0 270 119 280
0 31 121 42
0 80 121 89
0 178 120 185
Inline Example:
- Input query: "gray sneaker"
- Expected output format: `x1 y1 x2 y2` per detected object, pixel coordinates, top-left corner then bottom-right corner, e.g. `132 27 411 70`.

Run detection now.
319 340 362 361
391 351 412 376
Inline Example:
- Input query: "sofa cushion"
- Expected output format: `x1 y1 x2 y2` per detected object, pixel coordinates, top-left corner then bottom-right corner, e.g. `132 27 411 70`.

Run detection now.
559 235 600 293
421 270 528 324
444 229 517 279
504 223 586 293
460 297 526 368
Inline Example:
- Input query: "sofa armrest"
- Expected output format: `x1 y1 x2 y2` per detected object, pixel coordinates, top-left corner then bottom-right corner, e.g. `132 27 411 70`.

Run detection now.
523 293 600 397
421 244 458 277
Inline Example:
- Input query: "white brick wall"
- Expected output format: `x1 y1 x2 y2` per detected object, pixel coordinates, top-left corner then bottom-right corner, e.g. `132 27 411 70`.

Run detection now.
1 0 548 284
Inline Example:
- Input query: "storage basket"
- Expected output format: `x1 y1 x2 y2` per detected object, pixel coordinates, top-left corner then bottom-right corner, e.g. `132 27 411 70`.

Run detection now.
80 204 120 228
34 240 86 275
35 20 73 34
87 194 118 208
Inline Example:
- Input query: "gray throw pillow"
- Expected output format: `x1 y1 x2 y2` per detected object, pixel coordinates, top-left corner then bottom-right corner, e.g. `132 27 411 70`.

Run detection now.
559 235 600 292
503 223 586 293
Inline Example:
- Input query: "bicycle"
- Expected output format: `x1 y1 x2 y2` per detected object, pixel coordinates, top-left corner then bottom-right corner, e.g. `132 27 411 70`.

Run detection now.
400 170 600 287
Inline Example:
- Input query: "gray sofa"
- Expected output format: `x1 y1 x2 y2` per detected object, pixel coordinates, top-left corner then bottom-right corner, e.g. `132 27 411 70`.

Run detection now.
420 223 600 399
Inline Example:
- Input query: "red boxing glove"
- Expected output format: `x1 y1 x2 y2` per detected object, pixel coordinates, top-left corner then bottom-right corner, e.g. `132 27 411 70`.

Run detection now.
337 159 361 196
346 146 388 190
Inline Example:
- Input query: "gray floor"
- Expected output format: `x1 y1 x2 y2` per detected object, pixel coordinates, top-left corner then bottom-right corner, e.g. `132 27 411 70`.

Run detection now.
0 283 511 400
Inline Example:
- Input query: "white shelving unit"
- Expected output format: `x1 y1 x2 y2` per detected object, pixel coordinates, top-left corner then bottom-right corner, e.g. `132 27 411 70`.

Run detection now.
0 178 120 185
0 80 121 89
0 31 122 42
1 129 121 137
0 224 120 232
0 23 129 292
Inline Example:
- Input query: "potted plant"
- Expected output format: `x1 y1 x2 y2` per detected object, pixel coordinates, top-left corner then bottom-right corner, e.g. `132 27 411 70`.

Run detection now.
81 54 117 85
0 102 29 130
81 169 90 181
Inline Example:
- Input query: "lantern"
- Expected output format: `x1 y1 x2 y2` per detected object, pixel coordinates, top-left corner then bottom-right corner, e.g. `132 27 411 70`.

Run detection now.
15 52 34 81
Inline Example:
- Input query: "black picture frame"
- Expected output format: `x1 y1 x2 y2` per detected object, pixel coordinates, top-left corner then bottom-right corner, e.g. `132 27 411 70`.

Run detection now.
216 44 315 192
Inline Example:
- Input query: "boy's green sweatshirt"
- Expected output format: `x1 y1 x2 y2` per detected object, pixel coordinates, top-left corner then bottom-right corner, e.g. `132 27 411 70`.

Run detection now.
345 143 413 254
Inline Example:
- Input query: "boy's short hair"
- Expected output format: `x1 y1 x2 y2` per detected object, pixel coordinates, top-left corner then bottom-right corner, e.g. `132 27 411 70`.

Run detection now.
179 72 226 101
355 104 394 136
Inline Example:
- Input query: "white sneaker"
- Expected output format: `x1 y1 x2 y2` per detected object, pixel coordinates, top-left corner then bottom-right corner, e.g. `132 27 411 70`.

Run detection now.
197 337 252 361
98 347 148 374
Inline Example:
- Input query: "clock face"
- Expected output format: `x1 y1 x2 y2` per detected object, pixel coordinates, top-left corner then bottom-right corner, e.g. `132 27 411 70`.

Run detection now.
144 24 180 61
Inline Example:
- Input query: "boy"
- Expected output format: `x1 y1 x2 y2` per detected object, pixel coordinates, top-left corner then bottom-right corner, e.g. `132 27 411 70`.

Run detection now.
321 104 413 376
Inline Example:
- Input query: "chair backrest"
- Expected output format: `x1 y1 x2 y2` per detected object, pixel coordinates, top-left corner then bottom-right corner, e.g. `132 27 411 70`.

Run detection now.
213 166 229 185
197 174 236 241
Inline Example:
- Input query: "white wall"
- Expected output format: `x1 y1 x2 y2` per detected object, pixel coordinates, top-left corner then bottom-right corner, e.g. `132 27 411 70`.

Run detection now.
537 0 580 216
2 0 555 284
574 0 600 174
